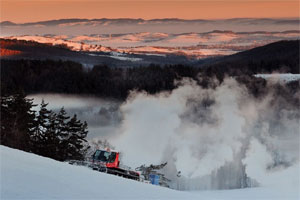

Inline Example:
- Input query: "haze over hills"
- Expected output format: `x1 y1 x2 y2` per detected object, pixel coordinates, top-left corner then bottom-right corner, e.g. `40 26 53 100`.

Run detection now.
1 18 299 27
1 17 299 59
2 30 299 59
1 18 299 36
0 38 194 67
1 39 298 73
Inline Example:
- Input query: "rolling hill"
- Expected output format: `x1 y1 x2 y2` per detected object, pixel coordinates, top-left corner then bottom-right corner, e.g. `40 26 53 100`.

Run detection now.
200 40 299 74
0 38 193 67
1 38 299 74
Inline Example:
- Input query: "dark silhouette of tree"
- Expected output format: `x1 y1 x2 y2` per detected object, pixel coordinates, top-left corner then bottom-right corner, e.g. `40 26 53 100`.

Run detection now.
1 93 36 151
43 112 60 159
1 96 90 162
31 100 52 155
55 107 70 161
65 115 89 160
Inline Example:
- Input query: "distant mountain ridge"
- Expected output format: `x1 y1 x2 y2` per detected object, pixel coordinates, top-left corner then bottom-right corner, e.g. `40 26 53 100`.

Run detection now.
1 18 299 26
2 18 299 35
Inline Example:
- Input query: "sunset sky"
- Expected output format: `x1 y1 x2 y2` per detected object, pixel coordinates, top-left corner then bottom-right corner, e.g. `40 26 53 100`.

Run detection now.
0 0 299 23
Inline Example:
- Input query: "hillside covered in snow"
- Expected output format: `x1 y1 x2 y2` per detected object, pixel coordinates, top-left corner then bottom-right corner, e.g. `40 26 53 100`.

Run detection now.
2 30 299 58
1 145 299 199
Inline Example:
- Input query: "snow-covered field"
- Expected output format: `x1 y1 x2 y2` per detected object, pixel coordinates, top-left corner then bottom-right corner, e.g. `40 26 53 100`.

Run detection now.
1 145 299 200
254 74 300 83
2 30 299 58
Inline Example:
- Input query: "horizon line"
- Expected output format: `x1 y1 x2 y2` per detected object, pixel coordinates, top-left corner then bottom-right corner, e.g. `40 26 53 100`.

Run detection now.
2 17 299 24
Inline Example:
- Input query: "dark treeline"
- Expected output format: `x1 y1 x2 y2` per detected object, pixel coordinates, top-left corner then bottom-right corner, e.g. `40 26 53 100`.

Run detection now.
1 93 89 161
1 59 199 99
1 59 299 100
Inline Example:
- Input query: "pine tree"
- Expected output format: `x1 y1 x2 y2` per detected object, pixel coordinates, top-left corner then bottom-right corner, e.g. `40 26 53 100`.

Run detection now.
1 93 36 151
43 112 60 159
55 107 70 161
1 95 14 146
1 95 91 162
31 100 52 155
65 114 89 160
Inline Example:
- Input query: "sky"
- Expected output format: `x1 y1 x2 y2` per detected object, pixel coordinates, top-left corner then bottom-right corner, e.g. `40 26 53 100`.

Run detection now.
0 0 299 23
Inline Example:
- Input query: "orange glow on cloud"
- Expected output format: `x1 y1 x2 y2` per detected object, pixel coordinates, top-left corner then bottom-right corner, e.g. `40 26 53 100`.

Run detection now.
0 1 299 23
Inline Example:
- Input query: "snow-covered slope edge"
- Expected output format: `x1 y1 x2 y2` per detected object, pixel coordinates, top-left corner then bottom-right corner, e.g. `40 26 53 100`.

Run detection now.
0 145 197 199
254 73 300 83
1 145 299 200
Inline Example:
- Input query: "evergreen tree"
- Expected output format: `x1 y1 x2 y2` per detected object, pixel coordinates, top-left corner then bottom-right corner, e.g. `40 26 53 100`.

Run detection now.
55 107 70 161
1 95 90 162
0 93 36 151
43 112 60 159
1 96 14 146
31 100 52 155
65 114 89 160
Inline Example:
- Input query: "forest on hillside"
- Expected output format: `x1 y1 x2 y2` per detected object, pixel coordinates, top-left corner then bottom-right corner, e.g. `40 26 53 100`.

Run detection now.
1 58 299 100
1 94 89 161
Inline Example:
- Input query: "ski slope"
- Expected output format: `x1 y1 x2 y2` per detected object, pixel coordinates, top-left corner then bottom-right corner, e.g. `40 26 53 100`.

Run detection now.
0 145 299 200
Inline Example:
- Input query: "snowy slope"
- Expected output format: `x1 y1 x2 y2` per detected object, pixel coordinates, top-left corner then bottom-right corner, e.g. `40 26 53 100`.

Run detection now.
0 146 198 199
254 74 300 83
0 145 299 199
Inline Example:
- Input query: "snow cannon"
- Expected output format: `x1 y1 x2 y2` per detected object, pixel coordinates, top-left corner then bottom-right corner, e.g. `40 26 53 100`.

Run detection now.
149 174 160 185
90 149 140 180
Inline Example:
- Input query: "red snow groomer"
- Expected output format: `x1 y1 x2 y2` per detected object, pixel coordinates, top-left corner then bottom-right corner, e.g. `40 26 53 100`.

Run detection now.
89 149 140 180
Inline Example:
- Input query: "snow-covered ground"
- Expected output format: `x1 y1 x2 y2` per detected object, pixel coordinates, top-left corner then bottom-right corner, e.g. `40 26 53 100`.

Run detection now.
254 74 300 83
1 145 299 199
2 30 299 58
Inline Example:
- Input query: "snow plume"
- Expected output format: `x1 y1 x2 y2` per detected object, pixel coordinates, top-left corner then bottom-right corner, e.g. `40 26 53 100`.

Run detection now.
112 77 299 190
242 138 299 189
